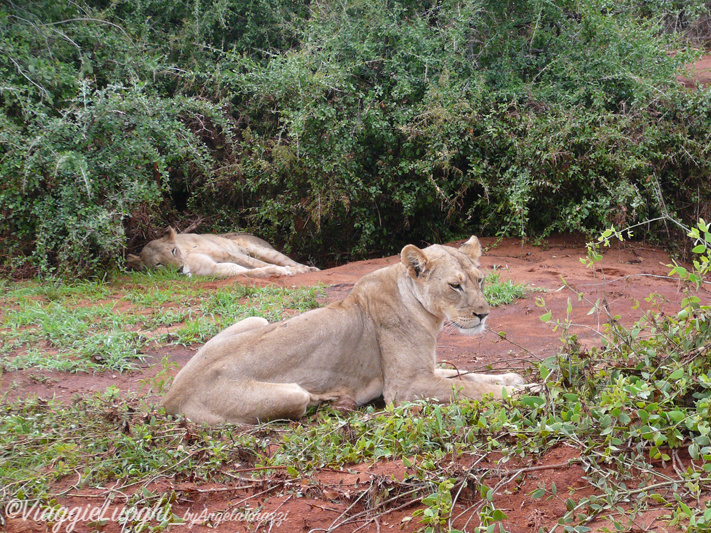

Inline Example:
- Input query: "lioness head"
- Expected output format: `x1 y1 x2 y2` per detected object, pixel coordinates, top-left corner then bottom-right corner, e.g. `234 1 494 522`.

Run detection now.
126 227 184 270
401 236 489 334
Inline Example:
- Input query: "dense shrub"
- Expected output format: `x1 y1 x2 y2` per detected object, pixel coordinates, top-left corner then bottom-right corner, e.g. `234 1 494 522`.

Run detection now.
1 0 710 276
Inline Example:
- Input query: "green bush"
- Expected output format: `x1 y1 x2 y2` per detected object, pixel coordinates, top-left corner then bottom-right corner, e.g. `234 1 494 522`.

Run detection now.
1 84 225 275
1 0 710 276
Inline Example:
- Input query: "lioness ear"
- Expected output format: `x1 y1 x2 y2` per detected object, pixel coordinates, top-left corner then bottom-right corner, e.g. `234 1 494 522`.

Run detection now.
162 226 178 242
459 236 482 263
401 244 430 279
126 254 143 270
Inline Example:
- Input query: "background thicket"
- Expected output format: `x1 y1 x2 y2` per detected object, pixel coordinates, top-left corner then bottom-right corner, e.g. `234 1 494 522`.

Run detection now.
1 0 710 276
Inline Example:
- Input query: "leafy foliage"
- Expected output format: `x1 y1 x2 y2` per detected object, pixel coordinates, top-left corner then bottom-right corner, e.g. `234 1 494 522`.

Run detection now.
0 273 324 373
1 0 710 275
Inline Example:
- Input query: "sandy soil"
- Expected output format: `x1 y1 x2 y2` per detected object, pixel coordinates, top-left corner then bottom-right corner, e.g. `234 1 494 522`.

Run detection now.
3 235 710 533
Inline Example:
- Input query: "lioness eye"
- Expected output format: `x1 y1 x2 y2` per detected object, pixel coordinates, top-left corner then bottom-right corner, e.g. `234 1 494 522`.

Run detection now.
478 278 484 288
171 248 177 256
449 283 462 291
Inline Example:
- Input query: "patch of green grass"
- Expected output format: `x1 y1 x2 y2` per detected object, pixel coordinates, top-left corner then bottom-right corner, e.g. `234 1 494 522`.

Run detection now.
123 287 178 307
0 392 267 500
3 348 92 373
4 278 114 303
170 319 222 345
0 275 325 373
120 267 187 284
77 331 148 371
142 308 191 329
484 268 543 307
199 284 322 323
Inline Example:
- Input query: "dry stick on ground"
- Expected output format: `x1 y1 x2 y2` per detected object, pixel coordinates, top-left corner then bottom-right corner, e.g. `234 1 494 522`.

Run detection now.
315 462 584 532
267 494 293 532
350 492 426 533
469 460 582 479
221 482 284 509
311 485 372 533
452 459 581 529
312 485 425 533
484 325 542 362
449 453 490 530
232 465 290 473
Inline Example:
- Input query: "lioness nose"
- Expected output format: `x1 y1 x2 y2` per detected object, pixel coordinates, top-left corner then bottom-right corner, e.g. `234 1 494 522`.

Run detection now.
474 312 488 321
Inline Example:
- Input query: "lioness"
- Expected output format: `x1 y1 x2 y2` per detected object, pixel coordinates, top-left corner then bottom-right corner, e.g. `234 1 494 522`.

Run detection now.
126 227 317 278
161 236 527 425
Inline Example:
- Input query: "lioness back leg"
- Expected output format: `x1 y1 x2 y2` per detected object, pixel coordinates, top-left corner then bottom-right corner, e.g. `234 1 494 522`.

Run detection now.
241 243 303 267
236 241 318 272
180 380 313 425
182 253 250 277
161 317 269 420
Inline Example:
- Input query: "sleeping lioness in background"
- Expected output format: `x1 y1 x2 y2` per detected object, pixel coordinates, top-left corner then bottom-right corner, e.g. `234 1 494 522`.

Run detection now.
161 236 529 425
126 227 317 278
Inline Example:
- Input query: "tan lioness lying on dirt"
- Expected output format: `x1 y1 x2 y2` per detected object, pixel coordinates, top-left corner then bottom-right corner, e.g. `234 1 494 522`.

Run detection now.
161 236 527 424
126 227 317 278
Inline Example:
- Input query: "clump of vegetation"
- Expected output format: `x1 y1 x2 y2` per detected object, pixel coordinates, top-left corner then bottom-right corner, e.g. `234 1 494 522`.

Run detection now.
1 1 710 276
0 272 324 373
483 268 544 307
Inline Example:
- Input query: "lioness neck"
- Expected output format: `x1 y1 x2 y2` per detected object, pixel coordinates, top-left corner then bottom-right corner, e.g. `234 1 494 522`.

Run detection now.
345 263 443 334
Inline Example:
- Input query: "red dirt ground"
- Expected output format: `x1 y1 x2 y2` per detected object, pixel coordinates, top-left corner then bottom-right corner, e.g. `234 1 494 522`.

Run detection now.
676 54 711 88
3 235 711 533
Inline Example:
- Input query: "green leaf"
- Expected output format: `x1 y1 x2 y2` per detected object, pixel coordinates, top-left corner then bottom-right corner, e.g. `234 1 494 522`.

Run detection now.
531 488 546 499
667 409 686 424
491 509 508 521
673 266 689 279
669 368 684 380
520 396 545 408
